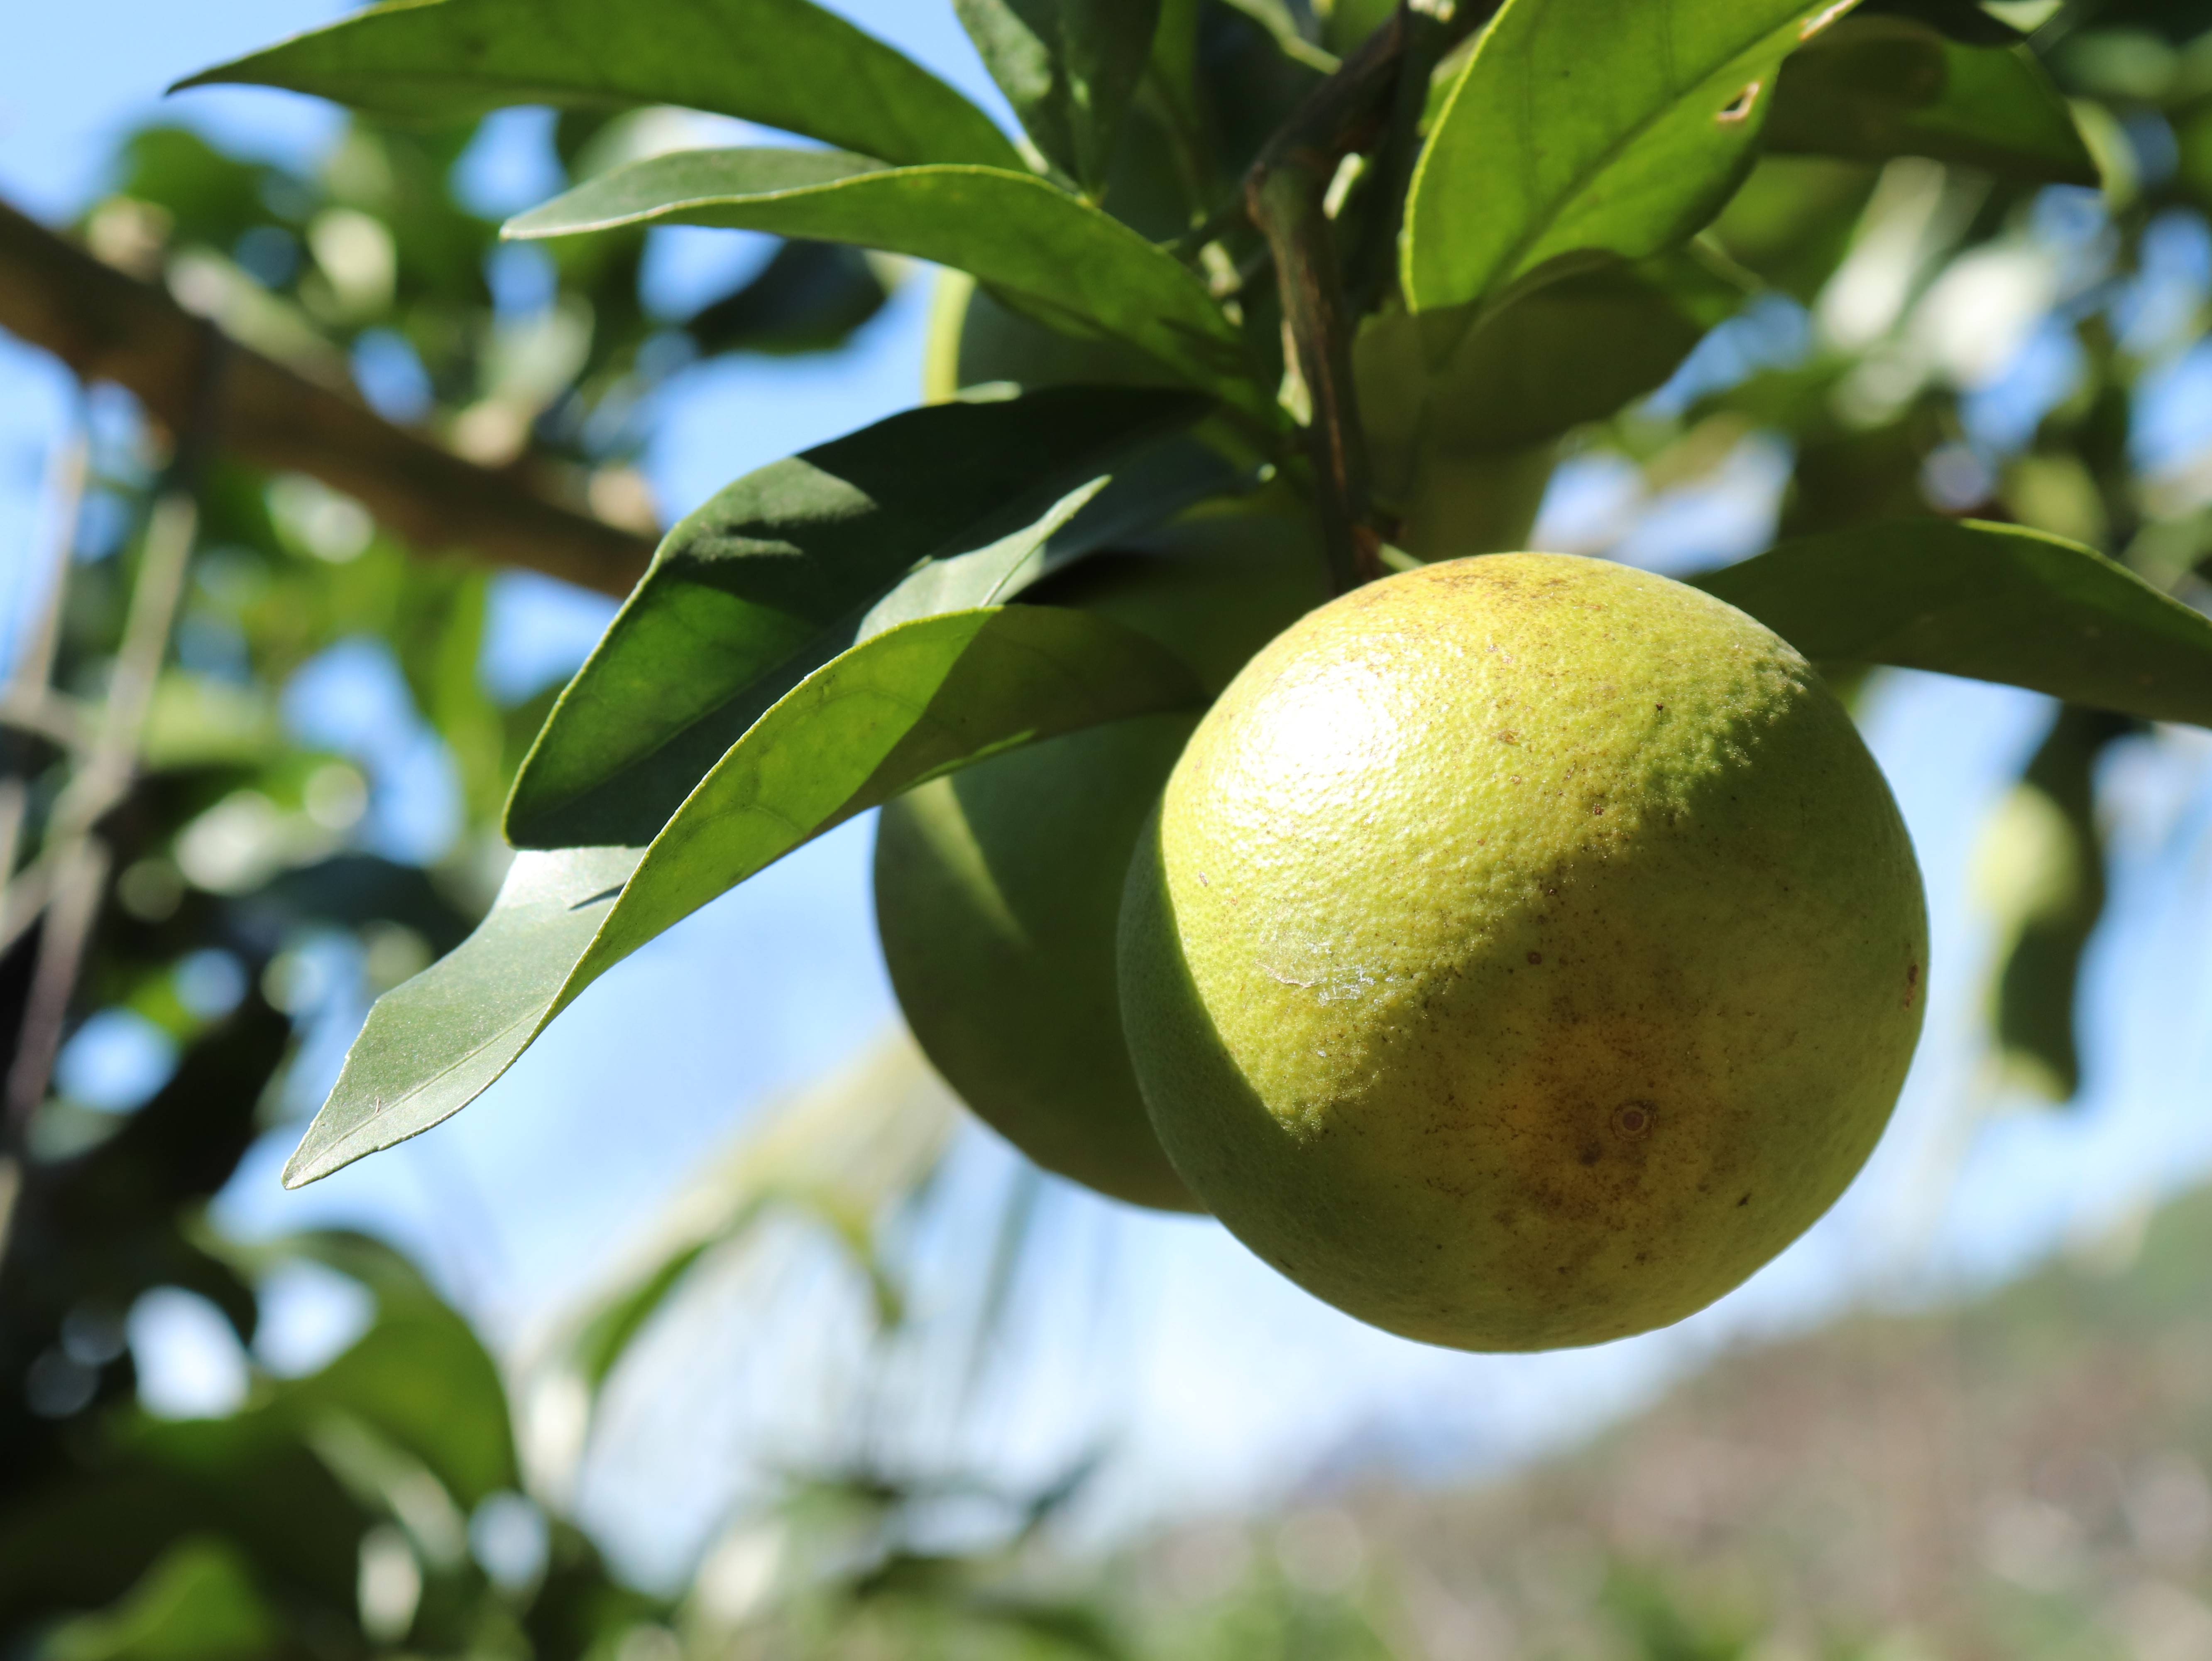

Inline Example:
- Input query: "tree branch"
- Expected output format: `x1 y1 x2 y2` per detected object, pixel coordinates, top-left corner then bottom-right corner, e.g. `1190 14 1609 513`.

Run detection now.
0 198 655 599
1243 0 1497 592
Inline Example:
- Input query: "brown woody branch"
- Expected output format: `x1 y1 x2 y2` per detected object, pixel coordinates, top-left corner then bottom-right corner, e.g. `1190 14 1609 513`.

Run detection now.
0 197 655 598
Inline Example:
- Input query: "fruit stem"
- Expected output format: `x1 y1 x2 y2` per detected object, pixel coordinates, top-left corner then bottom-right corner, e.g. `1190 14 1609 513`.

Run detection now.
1242 1 1497 593
1247 164 1377 593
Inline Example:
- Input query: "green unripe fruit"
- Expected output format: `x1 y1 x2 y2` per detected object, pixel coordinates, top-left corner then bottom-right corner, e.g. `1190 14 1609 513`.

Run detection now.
1119 554 1927 1348
874 535 1329 1211
877 712 1204 1210
925 273 1175 404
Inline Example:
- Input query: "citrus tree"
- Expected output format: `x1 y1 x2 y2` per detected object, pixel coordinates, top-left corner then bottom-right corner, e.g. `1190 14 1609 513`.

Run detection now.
161 0 2212 1335
3 0 2212 1653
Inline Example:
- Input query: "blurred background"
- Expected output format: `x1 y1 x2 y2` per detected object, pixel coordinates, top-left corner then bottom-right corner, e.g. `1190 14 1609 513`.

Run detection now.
5 0 2212 1655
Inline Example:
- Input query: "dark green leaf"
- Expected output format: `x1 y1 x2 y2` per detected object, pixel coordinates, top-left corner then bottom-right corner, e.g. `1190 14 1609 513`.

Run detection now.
1859 0 2026 45
39 1536 281 1661
275 1233 518 1506
1362 252 1742 552
503 149 1260 415
686 240 889 357
1986 707 2134 1103
953 0 1165 193
1697 519 2212 727
1217 0 1339 71
1404 0 1861 317
287 610 1194 1186
1363 252 1746 466
1708 155 1881 303
174 0 1022 170
1764 17 2098 184
505 387 1210 849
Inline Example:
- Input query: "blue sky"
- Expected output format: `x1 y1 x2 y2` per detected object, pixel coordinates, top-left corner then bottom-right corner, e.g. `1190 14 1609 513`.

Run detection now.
7 0 2212 1581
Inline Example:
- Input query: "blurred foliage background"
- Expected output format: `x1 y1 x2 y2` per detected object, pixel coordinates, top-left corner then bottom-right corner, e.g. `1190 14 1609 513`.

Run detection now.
5 0 2212 1656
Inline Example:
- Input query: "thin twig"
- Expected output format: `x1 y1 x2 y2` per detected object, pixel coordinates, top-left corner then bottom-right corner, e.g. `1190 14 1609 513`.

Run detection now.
0 418 87 893
1240 0 1498 593
0 843 56 962
1249 166 1378 592
4 326 227 1132
4 839 109 1129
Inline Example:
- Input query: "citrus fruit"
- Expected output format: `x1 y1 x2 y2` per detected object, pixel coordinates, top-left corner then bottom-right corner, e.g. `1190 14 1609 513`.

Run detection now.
1118 553 1927 1348
873 534 1327 1211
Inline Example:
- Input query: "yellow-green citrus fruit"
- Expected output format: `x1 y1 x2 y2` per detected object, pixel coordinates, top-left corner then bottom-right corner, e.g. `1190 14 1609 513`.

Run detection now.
1118 553 1927 1349
873 536 1329 1212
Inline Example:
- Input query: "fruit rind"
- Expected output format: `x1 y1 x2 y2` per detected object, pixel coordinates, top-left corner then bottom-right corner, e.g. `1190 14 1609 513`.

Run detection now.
1119 553 1928 1350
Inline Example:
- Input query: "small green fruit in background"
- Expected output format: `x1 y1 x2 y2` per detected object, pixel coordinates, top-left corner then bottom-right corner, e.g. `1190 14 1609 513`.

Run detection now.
1119 553 1927 1347
874 532 1329 1212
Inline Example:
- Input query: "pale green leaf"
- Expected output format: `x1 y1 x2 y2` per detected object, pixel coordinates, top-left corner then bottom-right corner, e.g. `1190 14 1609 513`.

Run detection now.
282 846 642 1186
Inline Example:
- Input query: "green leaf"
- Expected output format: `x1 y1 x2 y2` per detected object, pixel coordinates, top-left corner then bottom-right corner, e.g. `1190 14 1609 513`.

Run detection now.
1697 519 2212 727
42 1537 280 1661
503 149 1260 416
1362 252 1745 469
1217 0 1340 71
685 240 889 357
505 387 1210 849
1362 252 1742 553
953 0 1165 193
286 609 1195 1186
564 605 1198 991
174 0 1022 171
282 846 642 1187
1404 0 1865 316
276 1232 518 1507
1763 17 2098 185
1858 0 2026 46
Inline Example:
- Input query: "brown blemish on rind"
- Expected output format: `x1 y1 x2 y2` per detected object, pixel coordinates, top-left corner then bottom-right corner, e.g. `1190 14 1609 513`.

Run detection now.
1612 1103 1654 1140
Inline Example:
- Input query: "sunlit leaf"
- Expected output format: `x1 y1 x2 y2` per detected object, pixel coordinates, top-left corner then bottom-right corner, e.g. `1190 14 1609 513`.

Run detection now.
175 0 1022 170
281 846 641 1187
1698 519 2212 727
953 0 1164 192
1404 0 1863 316
286 609 1195 1186
504 149 1260 416
1764 16 2097 185
506 386 1209 849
